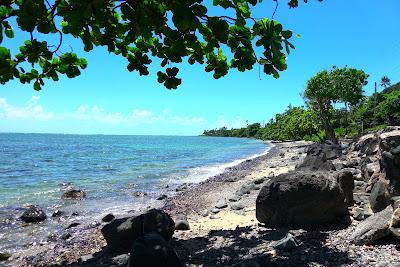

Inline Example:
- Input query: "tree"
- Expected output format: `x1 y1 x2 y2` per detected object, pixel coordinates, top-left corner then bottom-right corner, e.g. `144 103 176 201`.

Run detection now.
0 0 322 90
380 76 391 88
304 66 368 143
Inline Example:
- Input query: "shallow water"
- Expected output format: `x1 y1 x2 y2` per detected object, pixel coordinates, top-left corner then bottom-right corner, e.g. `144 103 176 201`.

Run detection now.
0 133 269 252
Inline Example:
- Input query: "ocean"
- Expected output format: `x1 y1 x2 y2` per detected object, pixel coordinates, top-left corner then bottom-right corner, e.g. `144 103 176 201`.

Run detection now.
0 133 269 252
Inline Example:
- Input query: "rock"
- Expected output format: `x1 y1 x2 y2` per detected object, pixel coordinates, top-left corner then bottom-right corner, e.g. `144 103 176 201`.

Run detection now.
79 254 94 264
211 208 220 214
228 195 241 202
226 177 238 182
236 185 251 196
392 196 400 209
390 208 400 239
52 209 64 217
66 222 80 229
102 213 115 223
175 215 190 231
111 254 130 266
61 232 71 240
134 191 148 197
176 184 189 192
71 211 79 216
0 252 11 261
20 205 47 223
128 232 182 267
209 215 220 219
296 143 337 171
253 177 265 185
231 202 245 211
156 194 167 200
369 180 391 213
279 152 285 157
215 199 228 209
353 193 369 205
351 205 393 245
270 233 298 251
201 210 209 217
256 170 354 227
101 209 175 253
62 188 86 199
47 233 58 242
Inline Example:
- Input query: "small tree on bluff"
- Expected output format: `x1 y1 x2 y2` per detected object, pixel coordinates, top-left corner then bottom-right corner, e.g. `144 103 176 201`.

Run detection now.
304 67 369 143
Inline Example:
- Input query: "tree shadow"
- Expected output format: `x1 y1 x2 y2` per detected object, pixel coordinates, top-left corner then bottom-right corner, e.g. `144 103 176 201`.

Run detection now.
172 224 353 267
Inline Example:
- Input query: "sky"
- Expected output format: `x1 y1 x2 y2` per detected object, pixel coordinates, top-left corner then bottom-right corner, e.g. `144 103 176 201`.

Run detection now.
1 0 400 135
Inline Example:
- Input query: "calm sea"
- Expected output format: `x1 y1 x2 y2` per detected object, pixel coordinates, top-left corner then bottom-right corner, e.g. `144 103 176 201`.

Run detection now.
0 133 269 252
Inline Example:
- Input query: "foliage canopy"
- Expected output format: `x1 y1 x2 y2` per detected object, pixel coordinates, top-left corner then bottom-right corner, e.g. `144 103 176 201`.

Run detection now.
0 0 321 90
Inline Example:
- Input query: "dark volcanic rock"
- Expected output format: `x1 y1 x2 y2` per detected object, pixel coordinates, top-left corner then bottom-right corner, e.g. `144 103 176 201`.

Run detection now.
174 214 190 231
0 252 11 261
351 205 393 245
52 209 64 217
101 209 175 253
128 232 182 267
102 213 115 223
256 170 354 227
65 222 80 229
20 205 47 223
62 188 86 199
369 180 391 213
157 194 168 200
296 143 338 171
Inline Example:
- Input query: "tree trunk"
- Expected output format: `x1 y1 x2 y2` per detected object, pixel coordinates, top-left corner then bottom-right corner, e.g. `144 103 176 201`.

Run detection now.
318 101 338 144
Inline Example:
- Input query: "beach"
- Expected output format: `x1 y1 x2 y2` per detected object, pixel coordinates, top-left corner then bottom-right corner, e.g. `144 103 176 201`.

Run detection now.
5 138 400 267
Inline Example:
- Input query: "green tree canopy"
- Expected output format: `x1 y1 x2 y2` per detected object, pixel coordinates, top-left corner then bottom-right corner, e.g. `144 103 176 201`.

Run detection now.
304 66 368 142
0 0 321 90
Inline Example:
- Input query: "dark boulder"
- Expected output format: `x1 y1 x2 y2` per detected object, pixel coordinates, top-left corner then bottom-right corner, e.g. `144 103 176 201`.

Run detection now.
62 188 86 199
101 209 175 253
102 213 115 223
296 143 337 171
128 232 182 267
20 205 47 223
256 170 354 227
174 214 190 231
369 180 391 213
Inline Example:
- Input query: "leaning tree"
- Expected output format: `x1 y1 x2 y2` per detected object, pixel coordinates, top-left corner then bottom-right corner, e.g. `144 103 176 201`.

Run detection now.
304 66 369 143
0 0 322 90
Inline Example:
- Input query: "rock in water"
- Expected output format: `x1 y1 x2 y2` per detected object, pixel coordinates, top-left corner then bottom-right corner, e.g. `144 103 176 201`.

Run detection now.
128 232 182 267
62 188 86 199
174 215 190 231
351 205 393 245
101 209 175 253
20 205 47 223
256 170 354 227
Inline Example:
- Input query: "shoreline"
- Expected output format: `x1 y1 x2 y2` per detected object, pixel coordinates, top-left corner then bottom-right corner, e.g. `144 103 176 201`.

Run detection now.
5 141 305 266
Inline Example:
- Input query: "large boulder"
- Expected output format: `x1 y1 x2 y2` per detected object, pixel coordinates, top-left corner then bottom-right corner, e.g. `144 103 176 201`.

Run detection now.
128 232 182 267
101 209 175 253
256 170 354 227
296 142 340 171
351 205 393 245
20 205 47 223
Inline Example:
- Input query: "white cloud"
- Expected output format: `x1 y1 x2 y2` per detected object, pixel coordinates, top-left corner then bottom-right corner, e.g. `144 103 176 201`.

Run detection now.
0 96 54 121
0 96 207 129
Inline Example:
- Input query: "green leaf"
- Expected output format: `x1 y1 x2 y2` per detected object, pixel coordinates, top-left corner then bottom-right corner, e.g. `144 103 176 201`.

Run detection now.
166 67 179 76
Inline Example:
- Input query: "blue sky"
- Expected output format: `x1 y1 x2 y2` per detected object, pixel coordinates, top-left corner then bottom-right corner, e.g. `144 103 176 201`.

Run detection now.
1 0 400 135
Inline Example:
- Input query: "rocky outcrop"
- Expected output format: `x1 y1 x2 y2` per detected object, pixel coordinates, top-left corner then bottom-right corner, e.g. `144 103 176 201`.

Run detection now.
256 170 354 227
351 205 393 245
101 209 175 253
128 232 182 267
20 205 47 223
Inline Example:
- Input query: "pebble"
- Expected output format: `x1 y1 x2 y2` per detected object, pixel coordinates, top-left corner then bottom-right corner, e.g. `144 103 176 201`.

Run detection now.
156 194 168 200
231 202 245 211
210 215 220 220
211 208 221 214
228 195 241 202
215 199 228 209
65 222 80 229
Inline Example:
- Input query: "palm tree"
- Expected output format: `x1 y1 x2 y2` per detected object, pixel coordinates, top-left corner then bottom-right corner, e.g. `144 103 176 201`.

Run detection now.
380 76 391 88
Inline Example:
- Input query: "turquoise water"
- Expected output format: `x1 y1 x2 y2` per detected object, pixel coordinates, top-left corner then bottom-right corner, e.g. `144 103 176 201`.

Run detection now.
0 133 269 251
